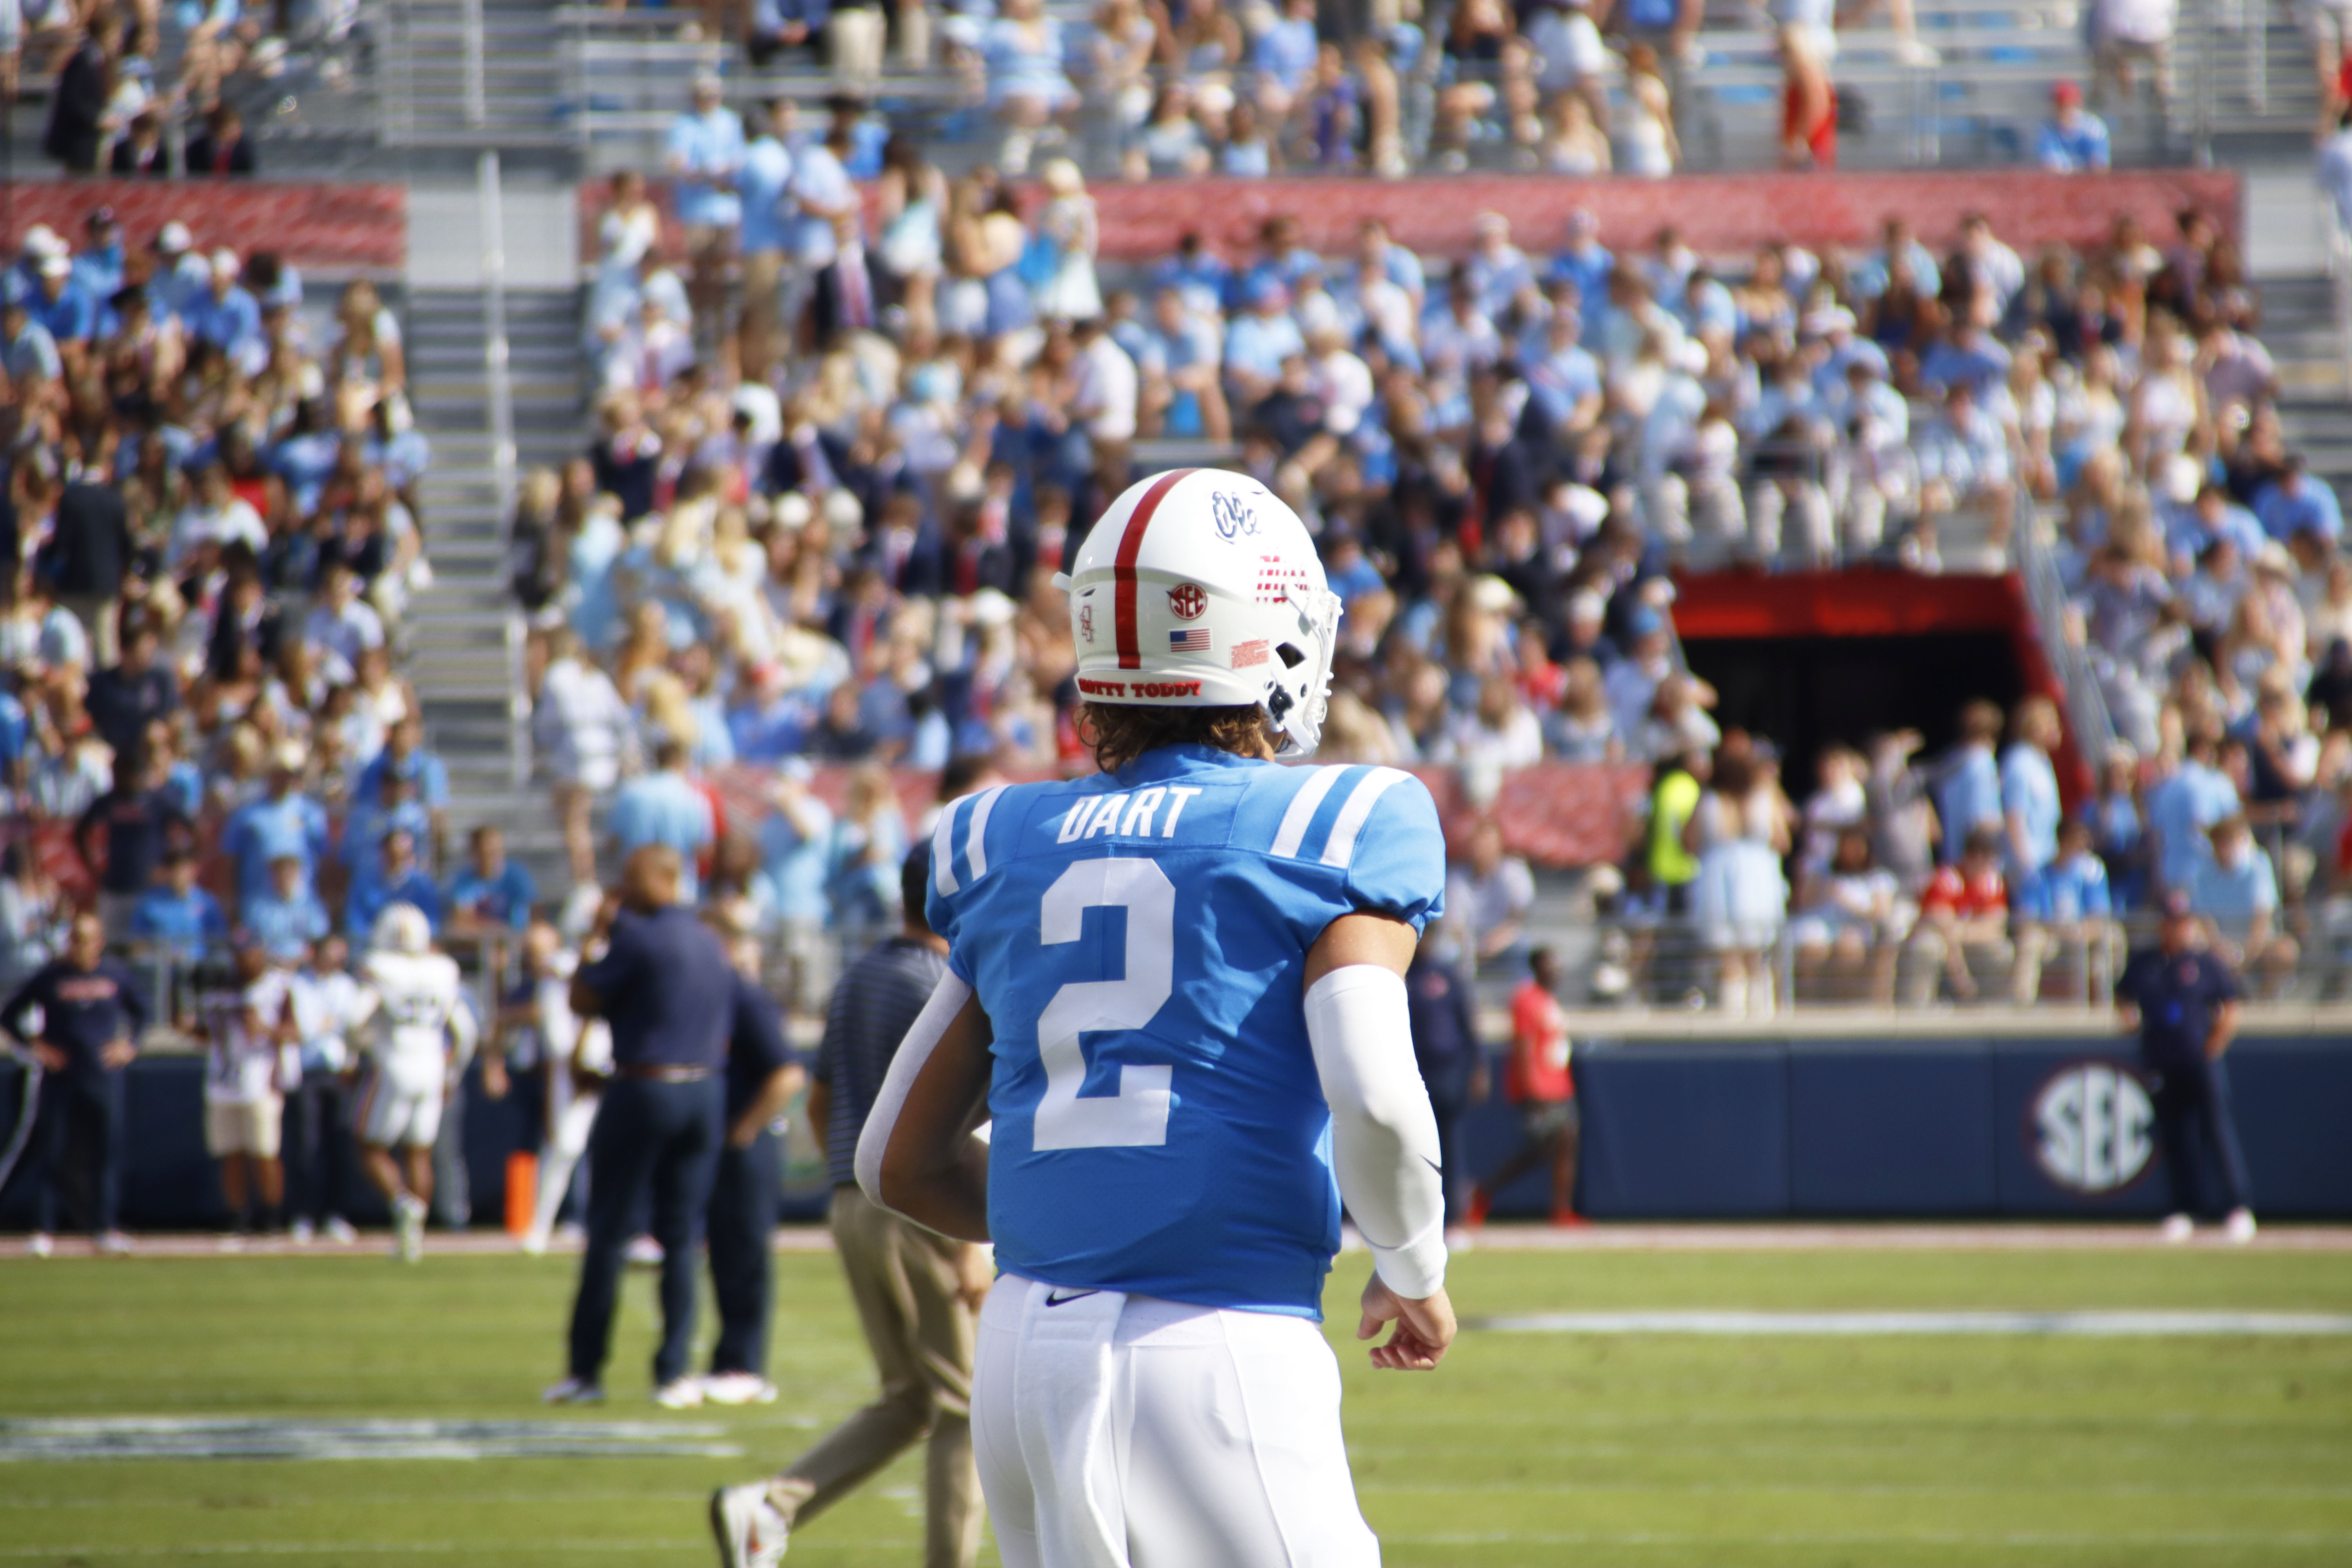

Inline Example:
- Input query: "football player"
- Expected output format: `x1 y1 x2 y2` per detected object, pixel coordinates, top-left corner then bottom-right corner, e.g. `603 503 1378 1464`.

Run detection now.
713 469 1455 1567
352 902 475 1263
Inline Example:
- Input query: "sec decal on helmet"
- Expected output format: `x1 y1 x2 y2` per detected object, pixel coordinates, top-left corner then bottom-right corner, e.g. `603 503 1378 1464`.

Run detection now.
1056 469 1343 756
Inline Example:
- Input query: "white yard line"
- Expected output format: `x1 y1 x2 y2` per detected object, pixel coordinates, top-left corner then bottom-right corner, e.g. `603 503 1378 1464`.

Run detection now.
1470 1309 2352 1335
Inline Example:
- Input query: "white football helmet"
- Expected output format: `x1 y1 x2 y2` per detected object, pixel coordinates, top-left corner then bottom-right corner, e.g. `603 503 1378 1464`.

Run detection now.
371 902 433 957
1059 469 1343 757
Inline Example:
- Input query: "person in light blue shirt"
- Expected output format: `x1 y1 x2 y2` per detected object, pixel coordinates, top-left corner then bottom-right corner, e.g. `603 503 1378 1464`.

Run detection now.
445 824 537 935
1463 212 1535 319
2253 457 2344 545
1252 0 1320 103
222 759 331 911
2146 733 2241 892
27 258 94 345
243 855 334 962
1223 279 1305 404
340 771 437 911
1935 701 2005 864
668 76 748 336
2009 817 2115 1002
2000 697 2065 887
2165 484 2267 576
1 295 61 383
2187 815 2296 992
346 829 444 938
667 76 748 230
1917 323 2013 400
609 739 717 904
2035 81 2110 170
738 102 796 264
1848 218 1941 301
184 253 265 372
1548 209 1615 339
126 850 229 964
1523 311 1603 434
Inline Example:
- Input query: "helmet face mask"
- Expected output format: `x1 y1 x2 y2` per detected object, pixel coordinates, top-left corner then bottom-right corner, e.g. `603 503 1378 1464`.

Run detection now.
1061 469 1342 760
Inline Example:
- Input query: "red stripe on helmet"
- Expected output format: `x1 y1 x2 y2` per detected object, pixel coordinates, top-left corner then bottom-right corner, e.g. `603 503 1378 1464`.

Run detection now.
1112 468 1196 671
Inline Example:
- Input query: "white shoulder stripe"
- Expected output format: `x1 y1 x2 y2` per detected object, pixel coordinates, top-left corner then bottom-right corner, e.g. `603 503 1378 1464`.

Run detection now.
931 796 964 896
1269 766 1348 860
1321 766 1410 869
964 786 1007 880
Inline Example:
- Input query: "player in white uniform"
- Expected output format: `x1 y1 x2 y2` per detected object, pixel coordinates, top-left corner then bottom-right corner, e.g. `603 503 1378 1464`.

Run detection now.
198 944 300 1241
352 903 476 1262
713 469 1457 1568
503 918 613 1254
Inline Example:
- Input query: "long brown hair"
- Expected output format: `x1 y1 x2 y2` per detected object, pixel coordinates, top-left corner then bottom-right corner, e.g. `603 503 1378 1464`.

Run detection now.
1078 702 1271 773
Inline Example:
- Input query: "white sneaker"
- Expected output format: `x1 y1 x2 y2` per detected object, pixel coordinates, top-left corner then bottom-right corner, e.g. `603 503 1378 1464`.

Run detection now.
653 1377 706 1410
626 1235 665 1267
2225 1207 2258 1244
701 1373 779 1406
27 1232 53 1258
290 1218 316 1246
96 1230 133 1256
324 1217 359 1245
518 1229 549 1257
542 1376 605 1405
394 1196 426 1264
2160 1213 2196 1243
710 1482 790 1568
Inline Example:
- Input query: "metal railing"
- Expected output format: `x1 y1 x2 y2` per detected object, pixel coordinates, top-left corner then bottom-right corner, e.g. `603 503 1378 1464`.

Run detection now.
476 149 530 793
2330 208 2352 399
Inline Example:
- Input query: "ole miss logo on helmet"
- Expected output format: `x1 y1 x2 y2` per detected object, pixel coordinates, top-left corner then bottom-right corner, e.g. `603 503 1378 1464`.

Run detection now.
1167 583 1208 621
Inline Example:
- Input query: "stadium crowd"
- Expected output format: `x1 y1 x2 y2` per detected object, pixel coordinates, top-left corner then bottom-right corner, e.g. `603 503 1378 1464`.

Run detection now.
534 82 2350 1009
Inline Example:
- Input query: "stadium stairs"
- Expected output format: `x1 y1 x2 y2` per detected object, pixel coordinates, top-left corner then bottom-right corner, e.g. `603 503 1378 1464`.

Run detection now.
399 284 585 900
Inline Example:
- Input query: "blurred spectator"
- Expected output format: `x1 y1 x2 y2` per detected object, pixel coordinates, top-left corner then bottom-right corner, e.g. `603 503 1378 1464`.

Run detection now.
1403 921 1482 1232
610 736 719 905
43 11 118 174
346 828 441 938
1471 945 1578 1225
2011 815 2118 1002
2036 81 2111 171
245 853 333 964
76 746 192 937
446 824 537 947
1686 739 1791 1014
1446 818 1535 975
1903 825 2011 1004
2 909 143 1254
2001 695 2064 891
185 102 256 178
667 75 746 348
196 943 294 1238
1936 700 2005 862
127 848 230 969
2189 814 2297 995
1790 826 1898 1004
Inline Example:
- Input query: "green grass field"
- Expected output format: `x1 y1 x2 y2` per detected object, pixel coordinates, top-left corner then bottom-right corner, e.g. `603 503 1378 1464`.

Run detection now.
2 1242 2349 1567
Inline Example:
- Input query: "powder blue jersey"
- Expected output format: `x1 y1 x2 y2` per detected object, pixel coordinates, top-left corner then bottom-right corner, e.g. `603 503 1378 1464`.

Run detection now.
927 744 1446 1319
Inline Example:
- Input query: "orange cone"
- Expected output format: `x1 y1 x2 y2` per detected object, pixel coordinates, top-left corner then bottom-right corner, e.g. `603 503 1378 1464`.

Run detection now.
505 1152 538 1238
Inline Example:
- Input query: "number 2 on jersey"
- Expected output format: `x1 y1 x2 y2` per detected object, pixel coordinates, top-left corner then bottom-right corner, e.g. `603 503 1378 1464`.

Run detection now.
1033 858 1176 1151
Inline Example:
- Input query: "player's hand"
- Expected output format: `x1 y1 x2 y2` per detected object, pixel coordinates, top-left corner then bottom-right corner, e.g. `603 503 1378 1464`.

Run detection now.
99 1039 136 1070
1357 1274 1455 1371
481 1053 509 1101
31 1041 70 1073
954 1244 995 1312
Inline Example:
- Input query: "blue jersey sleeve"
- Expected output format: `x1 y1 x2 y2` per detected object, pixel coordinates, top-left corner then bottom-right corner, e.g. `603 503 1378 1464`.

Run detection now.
926 782 1015 988
1337 769 1448 932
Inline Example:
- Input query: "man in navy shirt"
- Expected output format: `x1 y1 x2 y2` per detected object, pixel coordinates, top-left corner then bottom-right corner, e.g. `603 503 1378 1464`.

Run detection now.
2116 891 2257 1243
549 845 737 1408
76 748 192 936
701 915 802 1406
1 910 146 1254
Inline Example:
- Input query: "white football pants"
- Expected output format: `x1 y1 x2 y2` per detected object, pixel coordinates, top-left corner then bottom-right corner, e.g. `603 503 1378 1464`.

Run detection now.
973 1274 1381 1568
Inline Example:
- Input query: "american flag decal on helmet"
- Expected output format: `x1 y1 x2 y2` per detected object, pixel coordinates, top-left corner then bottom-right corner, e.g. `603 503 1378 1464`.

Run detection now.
1169 628 1210 652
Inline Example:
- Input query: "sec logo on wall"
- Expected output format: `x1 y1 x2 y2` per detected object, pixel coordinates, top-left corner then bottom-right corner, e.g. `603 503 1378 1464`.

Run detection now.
2030 1061 2156 1194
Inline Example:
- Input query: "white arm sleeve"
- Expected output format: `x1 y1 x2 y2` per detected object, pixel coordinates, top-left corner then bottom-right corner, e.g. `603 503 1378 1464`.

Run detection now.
1305 965 1449 1300
853 969 975 1212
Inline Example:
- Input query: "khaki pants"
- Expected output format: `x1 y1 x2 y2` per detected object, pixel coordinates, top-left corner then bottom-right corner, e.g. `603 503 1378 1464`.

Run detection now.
777 1186 982 1568
57 592 119 666
829 5 884 82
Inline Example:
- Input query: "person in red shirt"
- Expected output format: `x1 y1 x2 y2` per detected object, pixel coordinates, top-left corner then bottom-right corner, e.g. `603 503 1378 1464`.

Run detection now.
1470 946 1580 1225
1901 825 2011 1005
